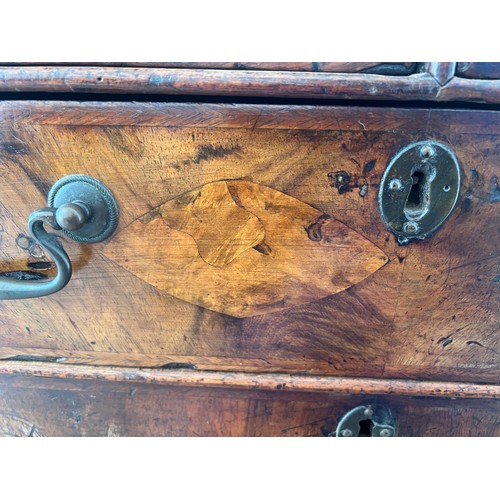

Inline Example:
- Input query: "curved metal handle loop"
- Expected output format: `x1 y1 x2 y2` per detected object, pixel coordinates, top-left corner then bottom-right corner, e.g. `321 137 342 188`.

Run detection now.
0 208 72 299
0 174 119 300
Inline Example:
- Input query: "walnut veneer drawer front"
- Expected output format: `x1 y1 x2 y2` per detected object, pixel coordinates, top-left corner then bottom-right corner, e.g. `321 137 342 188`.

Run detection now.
0 101 498 385
1 372 499 437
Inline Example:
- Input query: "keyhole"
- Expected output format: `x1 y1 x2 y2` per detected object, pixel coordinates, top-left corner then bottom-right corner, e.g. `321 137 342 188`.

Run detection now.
407 171 425 209
358 419 373 437
403 166 435 221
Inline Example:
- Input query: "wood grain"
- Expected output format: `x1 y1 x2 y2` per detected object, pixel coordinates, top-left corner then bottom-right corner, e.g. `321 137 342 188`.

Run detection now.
0 101 498 383
0 66 499 103
0 370 499 436
157 62 417 75
103 180 387 317
1 361 499 399
2 62 417 74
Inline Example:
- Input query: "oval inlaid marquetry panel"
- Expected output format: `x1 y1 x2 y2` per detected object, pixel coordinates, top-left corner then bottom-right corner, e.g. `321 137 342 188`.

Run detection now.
103 180 388 317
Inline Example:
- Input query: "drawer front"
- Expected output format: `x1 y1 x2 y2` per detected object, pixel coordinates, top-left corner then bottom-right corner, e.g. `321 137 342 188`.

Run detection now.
456 62 500 80
0 101 498 383
0 372 499 436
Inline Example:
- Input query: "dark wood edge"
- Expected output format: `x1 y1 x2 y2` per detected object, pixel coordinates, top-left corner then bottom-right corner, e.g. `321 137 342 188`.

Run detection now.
424 62 457 85
0 66 498 103
0 62 418 75
0 361 499 399
456 62 500 80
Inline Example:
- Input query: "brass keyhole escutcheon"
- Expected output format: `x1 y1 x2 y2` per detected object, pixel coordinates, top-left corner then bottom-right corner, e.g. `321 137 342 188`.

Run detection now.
378 141 461 245
335 405 396 437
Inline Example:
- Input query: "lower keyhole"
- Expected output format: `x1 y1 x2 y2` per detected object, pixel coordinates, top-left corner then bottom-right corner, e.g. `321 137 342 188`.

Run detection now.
404 166 434 221
358 419 373 437
407 171 424 208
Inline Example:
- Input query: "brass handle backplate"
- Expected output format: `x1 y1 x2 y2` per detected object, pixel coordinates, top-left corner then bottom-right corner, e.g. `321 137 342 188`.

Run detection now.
0 175 119 300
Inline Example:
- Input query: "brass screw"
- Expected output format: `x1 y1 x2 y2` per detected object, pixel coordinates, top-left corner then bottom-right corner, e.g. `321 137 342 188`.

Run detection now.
403 221 420 234
389 178 403 191
420 145 435 159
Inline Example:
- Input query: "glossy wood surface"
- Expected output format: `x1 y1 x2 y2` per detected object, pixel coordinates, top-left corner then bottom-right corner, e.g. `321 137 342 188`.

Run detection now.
1 62 418 74
0 66 499 103
457 62 500 80
156 62 417 75
0 371 498 436
424 62 457 85
104 180 387 317
0 101 498 384
2 362 499 399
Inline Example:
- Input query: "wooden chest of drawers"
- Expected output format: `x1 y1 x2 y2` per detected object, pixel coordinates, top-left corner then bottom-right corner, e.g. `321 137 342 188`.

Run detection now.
0 62 498 436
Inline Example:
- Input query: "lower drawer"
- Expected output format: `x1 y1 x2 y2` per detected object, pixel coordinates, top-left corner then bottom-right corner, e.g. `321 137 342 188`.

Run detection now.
1 367 498 436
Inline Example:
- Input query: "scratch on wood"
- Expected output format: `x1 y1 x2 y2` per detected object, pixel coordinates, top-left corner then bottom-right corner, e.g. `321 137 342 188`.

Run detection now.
251 110 263 132
281 415 336 433
449 254 499 272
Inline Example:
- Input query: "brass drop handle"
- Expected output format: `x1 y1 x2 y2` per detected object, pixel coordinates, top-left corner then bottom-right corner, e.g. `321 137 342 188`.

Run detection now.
0 175 119 300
